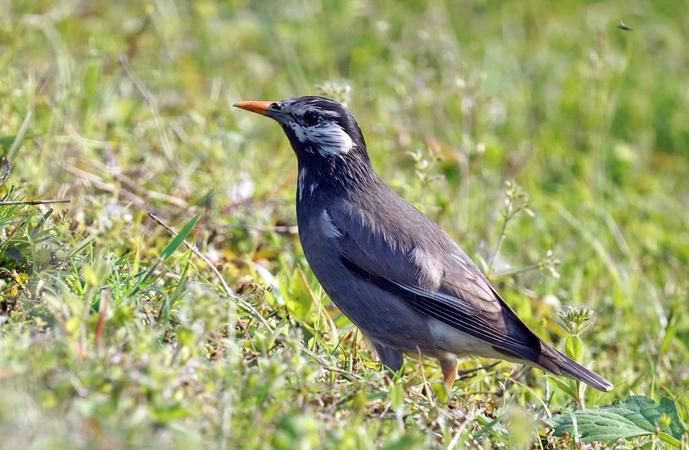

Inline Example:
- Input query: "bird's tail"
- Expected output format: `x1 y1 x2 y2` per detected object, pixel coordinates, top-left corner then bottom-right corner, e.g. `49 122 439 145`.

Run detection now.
537 343 613 392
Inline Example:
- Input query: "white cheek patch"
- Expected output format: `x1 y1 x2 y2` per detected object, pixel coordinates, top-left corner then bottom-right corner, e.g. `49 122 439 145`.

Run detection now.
289 122 355 156
286 100 340 119
291 122 308 143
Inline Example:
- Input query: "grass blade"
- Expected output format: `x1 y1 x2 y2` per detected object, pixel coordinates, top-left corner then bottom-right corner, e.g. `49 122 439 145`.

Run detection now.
6 109 34 160
160 214 200 260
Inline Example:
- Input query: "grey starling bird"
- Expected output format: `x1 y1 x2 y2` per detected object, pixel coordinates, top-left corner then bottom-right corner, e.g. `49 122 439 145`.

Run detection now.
234 96 613 392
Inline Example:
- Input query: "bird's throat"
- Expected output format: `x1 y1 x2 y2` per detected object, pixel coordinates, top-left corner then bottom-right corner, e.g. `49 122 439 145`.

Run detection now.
296 156 379 206
297 166 320 202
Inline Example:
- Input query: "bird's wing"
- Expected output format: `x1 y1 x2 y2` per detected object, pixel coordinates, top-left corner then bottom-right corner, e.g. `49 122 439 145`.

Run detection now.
328 195 544 363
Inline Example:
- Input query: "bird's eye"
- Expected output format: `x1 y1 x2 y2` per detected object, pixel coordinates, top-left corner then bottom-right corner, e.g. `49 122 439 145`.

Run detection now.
302 111 321 124
270 102 281 110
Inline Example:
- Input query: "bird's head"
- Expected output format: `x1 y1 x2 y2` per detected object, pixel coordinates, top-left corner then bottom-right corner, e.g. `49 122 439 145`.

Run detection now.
234 96 374 189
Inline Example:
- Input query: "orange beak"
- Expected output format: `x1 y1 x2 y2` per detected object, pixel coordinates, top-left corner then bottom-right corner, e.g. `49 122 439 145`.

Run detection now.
233 100 274 116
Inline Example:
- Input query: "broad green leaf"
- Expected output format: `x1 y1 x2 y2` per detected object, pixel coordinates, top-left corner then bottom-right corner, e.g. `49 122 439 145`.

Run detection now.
160 214 200 260
565 335 584 362
546 395 685 447
283 269 313 322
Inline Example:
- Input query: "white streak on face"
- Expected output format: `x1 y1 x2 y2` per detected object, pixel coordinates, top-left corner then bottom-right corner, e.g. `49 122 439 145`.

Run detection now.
320 210 343 239
310 123 355 156
289 122 355 156
411 247 444 289
319 109 341 119
291 122 308 144
283 98 341 119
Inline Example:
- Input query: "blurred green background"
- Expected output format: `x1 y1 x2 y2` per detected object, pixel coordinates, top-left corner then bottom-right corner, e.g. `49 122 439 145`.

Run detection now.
1 1 688 449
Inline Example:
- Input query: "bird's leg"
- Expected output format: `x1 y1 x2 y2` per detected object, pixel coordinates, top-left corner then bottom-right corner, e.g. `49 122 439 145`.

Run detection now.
440 358 458 391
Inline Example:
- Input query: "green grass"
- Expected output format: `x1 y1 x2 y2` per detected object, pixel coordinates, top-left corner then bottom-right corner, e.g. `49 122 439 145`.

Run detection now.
1 0 688 448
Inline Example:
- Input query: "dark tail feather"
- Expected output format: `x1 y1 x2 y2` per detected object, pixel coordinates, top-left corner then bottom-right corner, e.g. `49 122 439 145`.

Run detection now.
538 345 613 392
